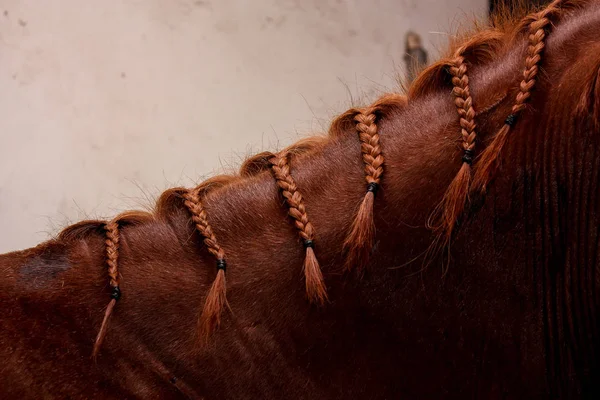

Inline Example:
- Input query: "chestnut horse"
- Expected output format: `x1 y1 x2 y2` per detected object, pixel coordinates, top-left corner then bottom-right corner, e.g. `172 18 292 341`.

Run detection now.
2 0 600 398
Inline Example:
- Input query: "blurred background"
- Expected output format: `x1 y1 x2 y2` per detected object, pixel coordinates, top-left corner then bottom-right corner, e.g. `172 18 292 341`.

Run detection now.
1 0 540 252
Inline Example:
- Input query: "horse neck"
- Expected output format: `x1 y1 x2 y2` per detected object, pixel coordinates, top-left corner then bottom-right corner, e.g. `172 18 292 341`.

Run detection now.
0 92 453 397
3 3 600 396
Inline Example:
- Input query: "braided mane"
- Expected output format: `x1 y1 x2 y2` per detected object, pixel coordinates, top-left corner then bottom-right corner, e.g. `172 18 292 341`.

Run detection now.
59 1 591 245
53 0 595 355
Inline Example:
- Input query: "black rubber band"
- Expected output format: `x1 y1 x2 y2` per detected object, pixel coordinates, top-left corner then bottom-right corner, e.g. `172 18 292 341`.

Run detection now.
367 182 379 196
216 259 227 272
110 286 121 301
303 240 314 249
505 114 518 127
462 149 474 165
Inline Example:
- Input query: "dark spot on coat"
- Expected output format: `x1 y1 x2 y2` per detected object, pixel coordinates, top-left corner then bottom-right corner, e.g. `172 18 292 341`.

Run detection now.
19 245 71 290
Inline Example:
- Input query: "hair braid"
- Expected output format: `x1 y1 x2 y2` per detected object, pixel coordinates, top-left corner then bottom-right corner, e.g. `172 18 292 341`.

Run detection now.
269 152 327 305
343 107 384 271
92 219 122 358
431 50 478 241
183 188 229 341
474 0 565 191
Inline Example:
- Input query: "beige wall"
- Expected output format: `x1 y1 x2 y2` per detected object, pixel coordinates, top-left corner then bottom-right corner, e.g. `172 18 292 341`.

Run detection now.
0 0 487 252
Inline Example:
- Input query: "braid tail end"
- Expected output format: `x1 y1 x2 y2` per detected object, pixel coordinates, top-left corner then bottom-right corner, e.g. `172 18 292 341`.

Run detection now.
432 162 472 244
92 298 117 360
473 123 511 193
343 191 376 272
199 269 228 342
304 247 328 305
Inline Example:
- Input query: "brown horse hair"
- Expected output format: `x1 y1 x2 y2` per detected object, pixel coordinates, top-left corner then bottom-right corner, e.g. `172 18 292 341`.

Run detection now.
50 0 594 356
429 46 478 243
269 152 328 305
240 151 276 177
182 186 230 341
473 0 567 192
92 219 121 359
343 107 383 271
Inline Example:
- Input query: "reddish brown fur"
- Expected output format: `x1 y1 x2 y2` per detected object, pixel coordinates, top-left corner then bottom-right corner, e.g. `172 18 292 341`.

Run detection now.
2 1 600 398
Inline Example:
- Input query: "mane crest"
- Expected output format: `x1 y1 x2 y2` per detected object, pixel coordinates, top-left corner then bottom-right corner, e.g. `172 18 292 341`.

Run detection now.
155 188 189 218
58 220 106 242
409 32 505 99
240 151 275 177
52 0 598 253
54 95 407 245
48 0 600 356
409 0 593 101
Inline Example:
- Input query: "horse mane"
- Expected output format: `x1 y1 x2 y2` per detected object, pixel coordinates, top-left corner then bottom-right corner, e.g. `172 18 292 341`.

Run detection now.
58 93 407 244
56 0 592 245
52 0 598 354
